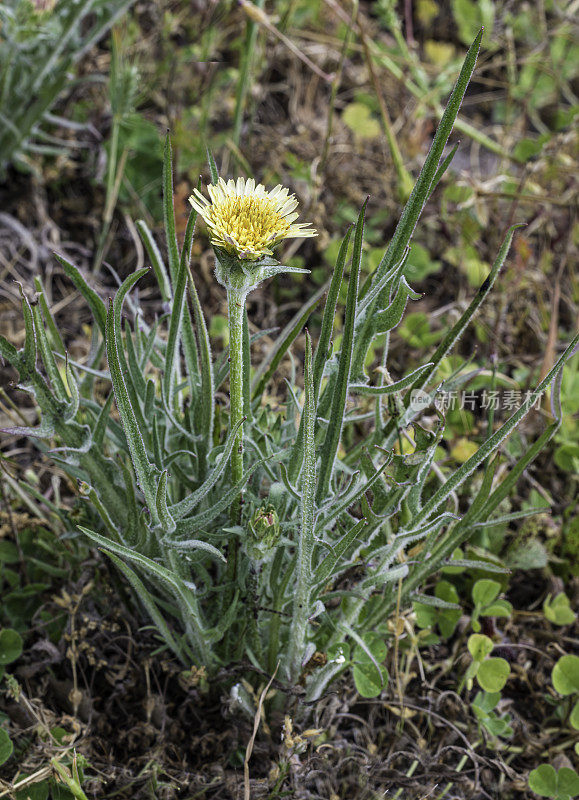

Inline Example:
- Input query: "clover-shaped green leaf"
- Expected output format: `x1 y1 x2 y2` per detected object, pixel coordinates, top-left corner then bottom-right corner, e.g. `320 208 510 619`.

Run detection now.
544 594 576 626
471 579 512 632
0 729 13 767
0 629 23 666
352 634 389 698
468 633 494 661
477 657 510 692
466 634 510 693
529 763 579 799
353 661 389 698
552 655 579 697
413 580 462 639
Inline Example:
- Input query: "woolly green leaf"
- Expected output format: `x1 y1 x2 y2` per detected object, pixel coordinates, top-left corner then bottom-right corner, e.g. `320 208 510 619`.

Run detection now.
63 355 79 421
31 299 67 400
0 334 19 365
125 321 147 400
170 418 245 519
179 205 202 406
16 283 36 373
314 227 352 398
372 30 483 287
405 224 524 407
287 229 351 482
162 221 190 410
55 253 107 335
187 263 214 468
106 273 157 518
287 331 317 683
205 589 241 643
350 363 434 396
442 558 509 574
428 141 460 199
316 458 391 532
172 458 265 533
314 518 368 585
155 470 176 534
410 591 460 610
33 276 66 355
206 146 219 184
80 525 212 665
316 200 367 503
374 277 422 333
163 132 180 282
251 283 326 399
360 563 408 591
80 526 184 596
136 219 172 302
412 329 579 525
353 31 483 369
472 508 547 527
105 552 186 662
165 537 225 563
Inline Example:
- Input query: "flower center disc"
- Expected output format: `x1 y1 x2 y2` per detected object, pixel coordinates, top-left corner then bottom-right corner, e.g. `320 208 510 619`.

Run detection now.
207 196 291 256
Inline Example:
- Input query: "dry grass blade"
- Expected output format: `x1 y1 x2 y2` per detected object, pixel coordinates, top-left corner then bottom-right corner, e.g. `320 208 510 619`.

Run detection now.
244 664 279 800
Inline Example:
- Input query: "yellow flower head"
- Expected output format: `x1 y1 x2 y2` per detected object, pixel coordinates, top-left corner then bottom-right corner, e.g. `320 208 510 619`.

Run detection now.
189 177 317 260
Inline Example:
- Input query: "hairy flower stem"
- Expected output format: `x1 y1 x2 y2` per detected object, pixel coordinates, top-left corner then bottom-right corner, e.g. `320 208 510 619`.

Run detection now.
286 333 315 683
221 286 247 623
227 286 247 521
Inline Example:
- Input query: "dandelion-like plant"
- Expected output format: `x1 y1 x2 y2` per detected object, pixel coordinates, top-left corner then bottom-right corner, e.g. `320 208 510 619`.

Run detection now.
191 170 316 536
2 31 578 706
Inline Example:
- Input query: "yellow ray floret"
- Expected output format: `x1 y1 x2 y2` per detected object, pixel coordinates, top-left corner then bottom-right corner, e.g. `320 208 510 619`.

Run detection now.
189 177 317 260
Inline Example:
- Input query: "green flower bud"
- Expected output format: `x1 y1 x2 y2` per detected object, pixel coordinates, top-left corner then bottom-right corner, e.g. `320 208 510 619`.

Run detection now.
249 504 280 546
245 504 280 561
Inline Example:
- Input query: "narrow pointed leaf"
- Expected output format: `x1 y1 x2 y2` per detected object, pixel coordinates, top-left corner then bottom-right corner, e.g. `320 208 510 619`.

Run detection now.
17 284 37 373
351 363 434 395
156 470 176 534
314 518 368 585
33 277 66 355
316 200 367 502
31 300 67 400
166 537 225 563
288 227 352 483
187 264 214 464
374 277 422 333
206 147 219 183
106 278 157 518
170 418 244 519
373 30 483 287
136 219 172 302
251 283 327 399
417 332 579 523
55 253 107 335
428 141 460 200
173 458 265 533
63 355 80 421
287 331 317 682
105 552 185 662
163 132 180 282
